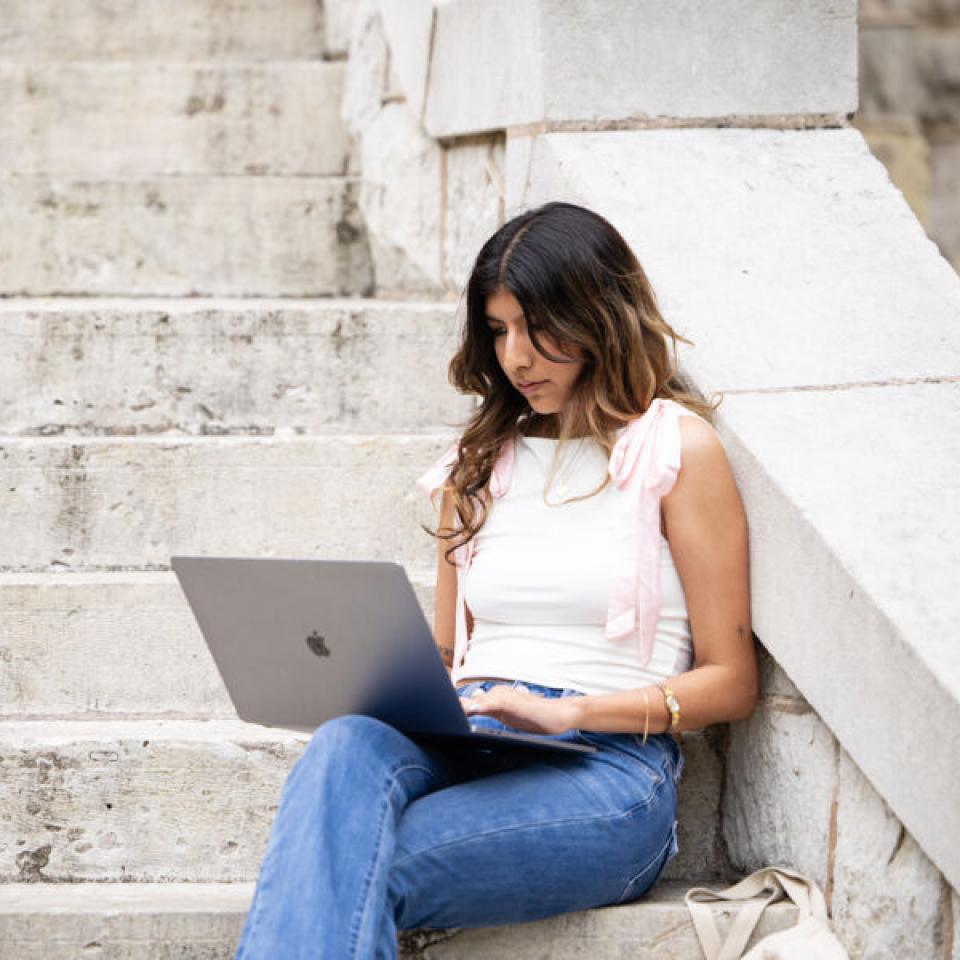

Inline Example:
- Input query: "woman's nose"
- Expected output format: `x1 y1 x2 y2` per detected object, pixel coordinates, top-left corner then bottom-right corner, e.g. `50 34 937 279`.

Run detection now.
503 329 533 369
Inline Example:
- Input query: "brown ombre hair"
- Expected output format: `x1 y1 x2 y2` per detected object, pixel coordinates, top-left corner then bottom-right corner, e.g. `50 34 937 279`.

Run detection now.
428 200 716 564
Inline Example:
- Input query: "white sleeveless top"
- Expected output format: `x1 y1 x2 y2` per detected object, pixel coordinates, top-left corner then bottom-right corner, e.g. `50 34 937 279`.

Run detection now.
458 430 694 695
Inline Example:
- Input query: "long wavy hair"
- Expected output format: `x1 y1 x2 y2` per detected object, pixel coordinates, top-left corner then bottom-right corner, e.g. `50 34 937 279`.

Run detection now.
428 200 717 564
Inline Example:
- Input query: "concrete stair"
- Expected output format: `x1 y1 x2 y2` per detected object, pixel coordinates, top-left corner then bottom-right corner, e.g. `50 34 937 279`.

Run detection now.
0 882 799 959
0 1 743 956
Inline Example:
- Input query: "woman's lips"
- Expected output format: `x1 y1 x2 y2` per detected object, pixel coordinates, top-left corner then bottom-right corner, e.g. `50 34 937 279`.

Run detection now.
518 380 546 395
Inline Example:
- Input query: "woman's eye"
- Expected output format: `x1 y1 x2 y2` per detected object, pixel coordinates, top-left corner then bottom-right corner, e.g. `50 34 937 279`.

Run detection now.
489 327 506 338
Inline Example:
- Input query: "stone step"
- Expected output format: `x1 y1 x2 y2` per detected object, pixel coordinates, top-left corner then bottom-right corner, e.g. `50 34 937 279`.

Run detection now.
0 880 799 959
0 569 436 718
0 298 470 436
0 176 371 296
0 719 726 884
0 62 348 177
0 0 327 61
0 433 451 572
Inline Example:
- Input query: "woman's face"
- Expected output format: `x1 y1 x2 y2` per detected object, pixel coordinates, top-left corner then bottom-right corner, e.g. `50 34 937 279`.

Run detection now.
484 287 586 415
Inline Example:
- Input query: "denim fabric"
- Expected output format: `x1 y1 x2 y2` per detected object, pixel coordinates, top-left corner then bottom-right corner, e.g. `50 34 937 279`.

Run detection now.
235 678 683 960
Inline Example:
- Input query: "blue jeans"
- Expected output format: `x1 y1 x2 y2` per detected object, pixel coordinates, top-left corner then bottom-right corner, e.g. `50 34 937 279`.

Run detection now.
235 678 683 959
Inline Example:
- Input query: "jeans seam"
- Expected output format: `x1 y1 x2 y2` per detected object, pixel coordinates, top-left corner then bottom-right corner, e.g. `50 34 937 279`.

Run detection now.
348 762 443 960
616 818 678 904
391 776 671 873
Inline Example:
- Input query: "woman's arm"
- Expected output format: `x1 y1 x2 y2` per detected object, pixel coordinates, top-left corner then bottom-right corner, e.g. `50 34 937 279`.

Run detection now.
433 488 459 675
463 415 759 735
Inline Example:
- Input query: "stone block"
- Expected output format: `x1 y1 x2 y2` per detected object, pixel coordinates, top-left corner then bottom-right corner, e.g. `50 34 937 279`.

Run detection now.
325 0 363 58
0 177 372 296
0 433 453 572
755 643 805 701
721 701 837 890
342 0 389 141
831 750 946 958
0 0 325 60
358 101 444 294
0 881 799 959
0 719 309 882
419 0 856 138
0 570 436 717
379 0 435 120
0 63 348 177
0 299 471 436
443 136 506 293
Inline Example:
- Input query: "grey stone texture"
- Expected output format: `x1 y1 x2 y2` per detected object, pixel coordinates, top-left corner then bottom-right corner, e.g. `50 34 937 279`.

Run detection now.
0 299 471 436
831 751 948 958
0 433 453 573
341 0 446 294
0 0 326 61
444 137 507 293
0 719 309 882
0 177 372 296
395 0 858 138
0 881 799 959
0 63 349 177
722 694 837 891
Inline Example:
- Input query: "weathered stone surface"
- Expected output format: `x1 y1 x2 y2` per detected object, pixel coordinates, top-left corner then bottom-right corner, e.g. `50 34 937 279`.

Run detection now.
0 719 309 882
721 700 836 890
754 642 805 700
415 0 856 138
831 750 946 958
342 0 389 143
0 0 325 60
0 433 454 572
324 0 363 58
931 139 960 269
444 137 506 293
666 729 731 882
0 570 436 718
0 298 471 436
0 63 348 177
1 721 722 884
953 885 960 960
0 176 372 296
0 881 799 959
379 0 435 120
358 101 444 294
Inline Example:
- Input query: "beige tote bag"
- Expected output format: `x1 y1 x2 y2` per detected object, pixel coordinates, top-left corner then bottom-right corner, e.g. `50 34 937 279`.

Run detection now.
685 866 850 960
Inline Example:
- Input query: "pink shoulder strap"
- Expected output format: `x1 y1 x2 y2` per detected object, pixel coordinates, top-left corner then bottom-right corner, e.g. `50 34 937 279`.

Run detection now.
605 398 688 665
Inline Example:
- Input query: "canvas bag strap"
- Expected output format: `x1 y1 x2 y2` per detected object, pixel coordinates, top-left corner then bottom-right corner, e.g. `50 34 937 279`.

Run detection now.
684 867 827 960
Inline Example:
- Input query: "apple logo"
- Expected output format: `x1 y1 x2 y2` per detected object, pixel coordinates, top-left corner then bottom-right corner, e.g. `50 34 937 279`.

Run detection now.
306 630 331 658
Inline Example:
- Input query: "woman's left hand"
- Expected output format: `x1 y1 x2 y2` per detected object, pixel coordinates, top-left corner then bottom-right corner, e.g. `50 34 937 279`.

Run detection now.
461 686 580 735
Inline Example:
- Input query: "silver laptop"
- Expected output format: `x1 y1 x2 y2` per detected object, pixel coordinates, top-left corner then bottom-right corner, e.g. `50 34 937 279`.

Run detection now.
170 555 595 756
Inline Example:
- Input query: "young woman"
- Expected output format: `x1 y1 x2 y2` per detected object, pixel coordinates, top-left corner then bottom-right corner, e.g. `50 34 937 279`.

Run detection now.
235 200 758 959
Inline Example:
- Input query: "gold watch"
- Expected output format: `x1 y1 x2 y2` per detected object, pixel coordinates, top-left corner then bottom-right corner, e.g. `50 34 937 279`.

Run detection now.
658 683 681 734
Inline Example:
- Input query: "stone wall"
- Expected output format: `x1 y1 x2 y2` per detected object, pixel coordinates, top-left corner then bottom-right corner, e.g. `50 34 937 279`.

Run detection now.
857 0 960 271
724 644 959 958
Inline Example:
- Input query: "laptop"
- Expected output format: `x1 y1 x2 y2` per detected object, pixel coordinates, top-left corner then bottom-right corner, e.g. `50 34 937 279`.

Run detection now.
170 555 596 756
